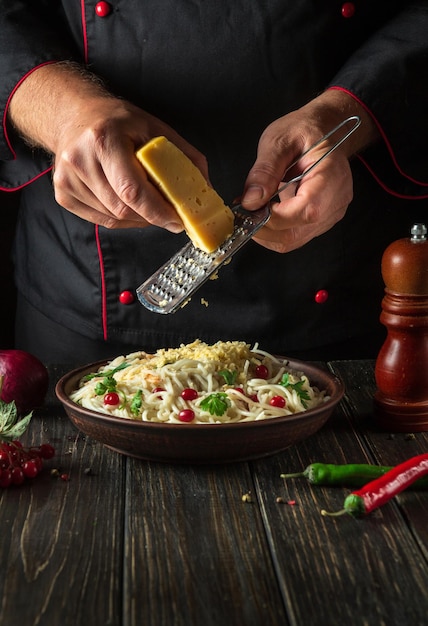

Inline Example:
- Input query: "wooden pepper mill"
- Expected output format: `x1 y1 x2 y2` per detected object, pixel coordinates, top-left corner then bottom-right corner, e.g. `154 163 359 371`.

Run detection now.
374 223 428 431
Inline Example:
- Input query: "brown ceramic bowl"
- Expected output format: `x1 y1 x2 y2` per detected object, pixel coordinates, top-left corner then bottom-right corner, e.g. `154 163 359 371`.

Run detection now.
55 358 344 464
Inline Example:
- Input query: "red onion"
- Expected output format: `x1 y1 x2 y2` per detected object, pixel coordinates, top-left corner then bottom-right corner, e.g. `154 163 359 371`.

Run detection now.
0 350 49 414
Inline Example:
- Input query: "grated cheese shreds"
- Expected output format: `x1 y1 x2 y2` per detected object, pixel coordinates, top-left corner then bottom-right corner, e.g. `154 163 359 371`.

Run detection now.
134 339 253 369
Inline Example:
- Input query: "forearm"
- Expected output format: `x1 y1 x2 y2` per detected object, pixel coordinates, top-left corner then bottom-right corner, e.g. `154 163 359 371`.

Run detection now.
303 88 380 158
7 62 113 155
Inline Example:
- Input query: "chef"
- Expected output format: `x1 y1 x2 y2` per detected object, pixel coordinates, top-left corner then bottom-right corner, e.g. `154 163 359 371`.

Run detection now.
1 1 427 363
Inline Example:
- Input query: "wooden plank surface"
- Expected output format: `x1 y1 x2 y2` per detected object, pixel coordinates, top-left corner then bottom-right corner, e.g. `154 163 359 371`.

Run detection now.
123 460 287 626
0 400 125 626
0 362 426 626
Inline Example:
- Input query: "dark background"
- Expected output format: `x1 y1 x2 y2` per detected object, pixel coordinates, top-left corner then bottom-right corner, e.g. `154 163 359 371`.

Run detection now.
0 190 19 348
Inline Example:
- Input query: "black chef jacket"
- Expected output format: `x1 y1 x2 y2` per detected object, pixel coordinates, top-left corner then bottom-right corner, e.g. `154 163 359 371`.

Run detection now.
0 1 427 358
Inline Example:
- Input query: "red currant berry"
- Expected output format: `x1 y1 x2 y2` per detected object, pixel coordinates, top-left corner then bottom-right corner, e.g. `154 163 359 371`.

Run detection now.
178 409 195 422
104 392 120 406
0 450 9 467
234 387 245 395
0 469 12 488
39 444 55 460
28 446 39 458
60 473 70 482
23 459 39 479
255 364 269 379
2 443 13 458
11 466 25 486
248 394 259 403
153 387 165 394
9 448 20 463
181 388 198 401
28 448 43 466
269 395 286 408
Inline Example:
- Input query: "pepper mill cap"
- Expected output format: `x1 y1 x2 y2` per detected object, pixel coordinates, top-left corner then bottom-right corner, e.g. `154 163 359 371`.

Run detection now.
411 223 427 241
381 223 428 295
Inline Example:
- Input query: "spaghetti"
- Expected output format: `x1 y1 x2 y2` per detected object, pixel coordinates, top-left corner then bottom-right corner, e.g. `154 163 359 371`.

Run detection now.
69 340 328 424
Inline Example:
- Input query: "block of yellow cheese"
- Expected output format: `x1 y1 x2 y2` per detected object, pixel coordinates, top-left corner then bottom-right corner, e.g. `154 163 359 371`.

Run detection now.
136 136 234 253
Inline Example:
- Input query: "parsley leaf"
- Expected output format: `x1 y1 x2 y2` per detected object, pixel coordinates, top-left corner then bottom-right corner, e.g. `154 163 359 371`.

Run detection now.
279 373 311 408
95 375 118 396
199 392 230 417
130 390 143 416
219 369 237 386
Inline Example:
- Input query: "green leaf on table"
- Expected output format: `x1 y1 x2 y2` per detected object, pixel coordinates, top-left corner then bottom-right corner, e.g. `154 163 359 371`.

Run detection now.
0 399 32 442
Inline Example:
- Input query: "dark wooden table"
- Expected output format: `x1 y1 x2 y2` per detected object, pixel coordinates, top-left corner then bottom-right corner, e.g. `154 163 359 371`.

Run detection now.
1 361 427 626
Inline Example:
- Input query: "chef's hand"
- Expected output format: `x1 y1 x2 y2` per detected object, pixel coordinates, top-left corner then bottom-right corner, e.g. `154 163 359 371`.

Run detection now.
8 63 206 233
51 98 200 232
241 90 379 253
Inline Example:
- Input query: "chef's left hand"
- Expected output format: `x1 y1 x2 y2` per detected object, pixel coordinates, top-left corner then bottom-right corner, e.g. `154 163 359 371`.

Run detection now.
240 90 379 253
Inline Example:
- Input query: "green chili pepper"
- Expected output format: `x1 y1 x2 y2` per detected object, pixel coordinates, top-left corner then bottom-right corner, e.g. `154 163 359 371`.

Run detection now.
281 462 428 490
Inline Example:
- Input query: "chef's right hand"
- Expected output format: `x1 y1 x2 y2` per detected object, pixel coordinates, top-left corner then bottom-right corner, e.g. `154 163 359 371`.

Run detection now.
8 63 207 232
51 97 206 232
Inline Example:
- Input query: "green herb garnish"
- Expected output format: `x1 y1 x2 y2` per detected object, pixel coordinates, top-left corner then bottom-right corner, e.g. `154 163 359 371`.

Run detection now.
219 369 237 386
199 392 230 417
95 375 119 396
279 373 310 408
82 361 130 383
130 390 143 416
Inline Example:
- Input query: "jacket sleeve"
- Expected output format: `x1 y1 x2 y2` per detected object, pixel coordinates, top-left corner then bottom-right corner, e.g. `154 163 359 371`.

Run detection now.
328 1 428 198
0 1 81 189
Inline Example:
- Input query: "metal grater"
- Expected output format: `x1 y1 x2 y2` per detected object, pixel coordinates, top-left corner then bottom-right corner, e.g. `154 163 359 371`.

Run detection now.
137 115 361 314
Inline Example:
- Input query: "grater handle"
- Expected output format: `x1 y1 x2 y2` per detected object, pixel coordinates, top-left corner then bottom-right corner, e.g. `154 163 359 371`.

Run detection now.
274 115 361 198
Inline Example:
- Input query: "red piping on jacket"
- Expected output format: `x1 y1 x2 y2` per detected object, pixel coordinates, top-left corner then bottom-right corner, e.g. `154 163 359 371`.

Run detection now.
0 169 53 193
95 225 108 340
80 0 89 62
81 0 109 340
328 86 428 199
3 61 56 172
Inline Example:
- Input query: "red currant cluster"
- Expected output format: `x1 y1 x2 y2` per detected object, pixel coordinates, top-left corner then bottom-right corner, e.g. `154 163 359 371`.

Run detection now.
0 441 55 488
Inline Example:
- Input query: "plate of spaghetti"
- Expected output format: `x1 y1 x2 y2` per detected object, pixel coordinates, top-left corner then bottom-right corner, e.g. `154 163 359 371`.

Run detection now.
55 340 344 463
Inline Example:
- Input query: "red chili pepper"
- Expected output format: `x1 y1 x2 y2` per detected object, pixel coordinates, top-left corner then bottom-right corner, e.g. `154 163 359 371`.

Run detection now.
321 453 428 518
